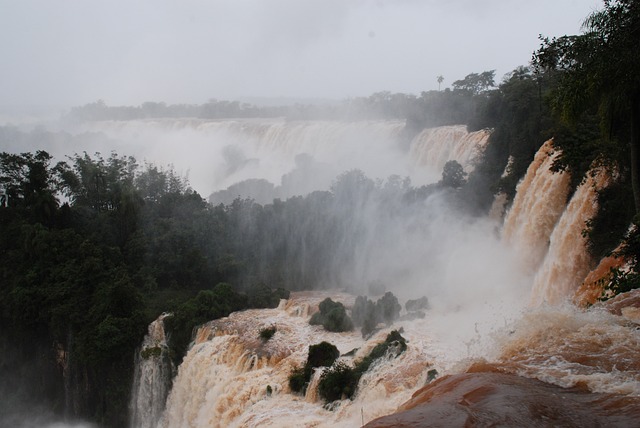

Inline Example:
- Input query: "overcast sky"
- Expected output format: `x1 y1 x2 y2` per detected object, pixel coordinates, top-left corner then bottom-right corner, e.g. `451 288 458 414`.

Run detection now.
1 0 600 108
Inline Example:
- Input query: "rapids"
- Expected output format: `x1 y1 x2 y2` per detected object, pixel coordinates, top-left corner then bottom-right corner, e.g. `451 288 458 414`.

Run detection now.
158 291 525 428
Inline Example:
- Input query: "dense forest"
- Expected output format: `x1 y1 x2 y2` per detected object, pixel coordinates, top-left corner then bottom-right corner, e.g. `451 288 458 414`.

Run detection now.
1 1 639 426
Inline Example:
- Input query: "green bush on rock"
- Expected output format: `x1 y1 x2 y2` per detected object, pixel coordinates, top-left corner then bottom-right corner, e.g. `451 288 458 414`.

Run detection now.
309 298 353 332
288 341 340 394
316 330 407 404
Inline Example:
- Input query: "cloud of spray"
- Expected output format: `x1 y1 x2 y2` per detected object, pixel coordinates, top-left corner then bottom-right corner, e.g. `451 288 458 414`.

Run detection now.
322 179 533 358
5 118 533 359
34 118 418 197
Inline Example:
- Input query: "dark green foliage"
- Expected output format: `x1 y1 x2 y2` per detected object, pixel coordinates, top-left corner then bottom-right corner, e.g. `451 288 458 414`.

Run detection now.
599 222 640 299
259 326 277 342
309 298 354 332
600 268 640 300
616 222 640 268
266 385 273 396
317 362 360 402
427 369 438 383
405 296 430 312
164 283 252 364
376 292 401 326
316 330 408 403
452 71 496 95
307 342 340 370
288 366 307 394
140 346 163 359
441 160 467 188
248 282 287 309
351 296 371 327
356 330 407 373
351 293 401 337
584 179 636 260
288 341 340 395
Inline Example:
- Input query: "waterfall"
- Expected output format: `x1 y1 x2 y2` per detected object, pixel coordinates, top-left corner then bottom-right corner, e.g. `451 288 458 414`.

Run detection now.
408 125 490 174
74 119 489 197
130 312 174 428
158 293 436 428
502 140 570 275
499 138 615 305
529 168 609 306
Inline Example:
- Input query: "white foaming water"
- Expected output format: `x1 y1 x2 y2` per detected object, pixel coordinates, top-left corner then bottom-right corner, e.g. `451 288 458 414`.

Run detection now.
159 289 527 428
130 313 174 428
497 304 640 396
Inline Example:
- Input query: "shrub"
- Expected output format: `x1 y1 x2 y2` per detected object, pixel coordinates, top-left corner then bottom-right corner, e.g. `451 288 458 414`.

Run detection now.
376 292 401 326
405 296 430 312
352 292 402 337
318 362 359 402
355 330 407 376
316 330 408 404
351 295 370 327
288 366 307 393
248 282 289 309
324 306 354 332
307 342 340 369
309 298 353 332
140 346 162 359
259 325 276 341
289 341 340 395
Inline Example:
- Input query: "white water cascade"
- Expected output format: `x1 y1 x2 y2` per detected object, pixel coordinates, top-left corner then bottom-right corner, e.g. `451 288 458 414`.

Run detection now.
130 312 174 428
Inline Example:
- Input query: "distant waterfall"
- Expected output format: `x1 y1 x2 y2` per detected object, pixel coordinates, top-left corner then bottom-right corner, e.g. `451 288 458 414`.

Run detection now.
75 119 490 197
130 312 174 428
409 125 490 174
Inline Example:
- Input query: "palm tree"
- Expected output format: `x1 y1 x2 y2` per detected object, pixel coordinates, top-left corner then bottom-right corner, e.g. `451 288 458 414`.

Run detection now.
437 75 444 91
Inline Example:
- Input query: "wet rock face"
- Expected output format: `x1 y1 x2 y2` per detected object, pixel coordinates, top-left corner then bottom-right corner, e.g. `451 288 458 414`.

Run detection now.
365 368 640 428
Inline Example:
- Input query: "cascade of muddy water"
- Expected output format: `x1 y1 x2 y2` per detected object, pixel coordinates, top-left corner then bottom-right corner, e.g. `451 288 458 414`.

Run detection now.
130 313 174 428
529 168 610 306
501 140 570 275
158 293 440 428
158 287 530 428
409 125 490 175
